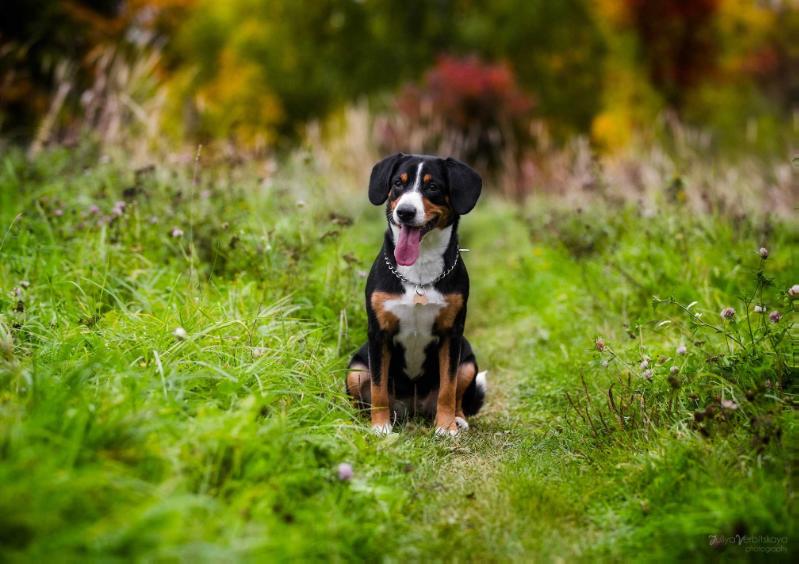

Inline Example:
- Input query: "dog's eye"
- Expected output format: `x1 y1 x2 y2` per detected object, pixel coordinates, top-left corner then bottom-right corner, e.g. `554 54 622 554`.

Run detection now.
427 183 439 192
392 178 402 187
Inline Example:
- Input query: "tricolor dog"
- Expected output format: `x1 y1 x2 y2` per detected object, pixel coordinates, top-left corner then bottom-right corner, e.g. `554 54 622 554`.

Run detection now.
346 153 487 435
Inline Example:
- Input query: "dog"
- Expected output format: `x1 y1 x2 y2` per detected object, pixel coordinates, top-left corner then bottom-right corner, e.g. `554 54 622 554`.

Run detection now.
346 153 487 436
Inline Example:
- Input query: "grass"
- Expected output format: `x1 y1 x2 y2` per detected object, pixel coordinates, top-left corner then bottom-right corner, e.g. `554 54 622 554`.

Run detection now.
0 144 796 562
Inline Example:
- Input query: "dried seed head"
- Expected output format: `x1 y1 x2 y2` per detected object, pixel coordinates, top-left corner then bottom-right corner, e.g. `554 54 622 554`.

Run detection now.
595 338 606 352
720 307 736 320
721 399 738 411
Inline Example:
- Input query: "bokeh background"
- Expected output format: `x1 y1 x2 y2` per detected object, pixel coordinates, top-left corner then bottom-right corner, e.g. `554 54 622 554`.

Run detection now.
3 1 798 170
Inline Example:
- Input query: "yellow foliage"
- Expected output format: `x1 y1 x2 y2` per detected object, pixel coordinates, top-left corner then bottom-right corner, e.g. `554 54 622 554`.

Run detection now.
592 109 633 151
194 48 283 147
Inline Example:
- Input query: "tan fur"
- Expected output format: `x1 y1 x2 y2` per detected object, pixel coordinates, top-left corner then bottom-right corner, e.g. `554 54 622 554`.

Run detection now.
435 337 458 432
371 342 391 427
435 293 464 332
455 361 476 420
422 196 451 228
370 291 401 332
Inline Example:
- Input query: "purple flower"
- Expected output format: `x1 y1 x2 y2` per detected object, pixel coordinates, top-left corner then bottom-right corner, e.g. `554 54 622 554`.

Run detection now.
643 369 653 381
758 247 769 259
171 227 184 238
789 285 799 298
720 307 736 320
337 462 353 481
595 338 606 352
52 208 64 217
640 358 650 370
669 366 679 375
676 344 687 355
88 204 101 215
769 311 781 324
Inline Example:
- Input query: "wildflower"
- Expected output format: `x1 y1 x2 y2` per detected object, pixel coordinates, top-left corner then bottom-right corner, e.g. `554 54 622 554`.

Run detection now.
758 247 769 259
252 347 266 358
173 327 188 340
337 462 353 481
111 201 126 216
676 344 687 355
52 208 64 217
769 311 781 324
642 369 653 381
720 399 738 411
720 307 735 320
19 280 30 289
600 359 609 368
754 305 766 313
788 285 799 298
640 358 650 370
88 204 100 215
171 227 184 238
669 366 679 375
595 338 606 352
148 215 159 224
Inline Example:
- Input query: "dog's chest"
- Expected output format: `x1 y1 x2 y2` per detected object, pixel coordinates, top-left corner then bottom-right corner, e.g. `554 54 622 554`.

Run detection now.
384 288 445 379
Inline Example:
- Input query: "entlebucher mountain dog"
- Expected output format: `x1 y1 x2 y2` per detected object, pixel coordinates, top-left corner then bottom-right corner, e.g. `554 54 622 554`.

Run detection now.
346 153 487 436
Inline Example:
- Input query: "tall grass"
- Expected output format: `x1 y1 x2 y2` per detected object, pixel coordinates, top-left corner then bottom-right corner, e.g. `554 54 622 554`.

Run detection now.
0 143 796 561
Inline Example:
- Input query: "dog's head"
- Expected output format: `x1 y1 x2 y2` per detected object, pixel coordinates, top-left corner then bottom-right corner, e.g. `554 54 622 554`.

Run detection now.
368 153 482 266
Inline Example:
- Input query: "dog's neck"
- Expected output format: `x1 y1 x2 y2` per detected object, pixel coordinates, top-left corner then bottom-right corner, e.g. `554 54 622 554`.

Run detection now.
386 221 459 286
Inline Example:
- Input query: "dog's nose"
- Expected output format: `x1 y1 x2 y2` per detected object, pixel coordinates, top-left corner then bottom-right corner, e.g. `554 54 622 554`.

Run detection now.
396 205 416 223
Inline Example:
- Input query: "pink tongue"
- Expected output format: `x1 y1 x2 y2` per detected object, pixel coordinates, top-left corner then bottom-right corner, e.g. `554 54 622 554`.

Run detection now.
395 225 422 266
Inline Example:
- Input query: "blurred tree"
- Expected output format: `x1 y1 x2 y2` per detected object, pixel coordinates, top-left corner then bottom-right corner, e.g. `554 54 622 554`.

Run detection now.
624 0 720 110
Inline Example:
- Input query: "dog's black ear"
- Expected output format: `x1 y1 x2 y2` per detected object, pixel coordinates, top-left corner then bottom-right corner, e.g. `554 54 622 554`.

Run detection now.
446 157 482 215
368 152 405 205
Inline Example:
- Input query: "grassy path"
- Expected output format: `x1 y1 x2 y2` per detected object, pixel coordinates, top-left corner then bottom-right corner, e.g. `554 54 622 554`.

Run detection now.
0 151 795 561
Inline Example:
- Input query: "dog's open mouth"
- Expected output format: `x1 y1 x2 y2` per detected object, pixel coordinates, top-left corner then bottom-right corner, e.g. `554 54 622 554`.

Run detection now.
394 218 437 266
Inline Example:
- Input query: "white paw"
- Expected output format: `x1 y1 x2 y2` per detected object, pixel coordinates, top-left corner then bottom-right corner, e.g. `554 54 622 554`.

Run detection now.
455 416 469 431
435 425 459 437
371 422 393 435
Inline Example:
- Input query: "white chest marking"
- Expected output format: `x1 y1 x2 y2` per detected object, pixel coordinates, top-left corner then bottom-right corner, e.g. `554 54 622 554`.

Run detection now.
384 286 444 379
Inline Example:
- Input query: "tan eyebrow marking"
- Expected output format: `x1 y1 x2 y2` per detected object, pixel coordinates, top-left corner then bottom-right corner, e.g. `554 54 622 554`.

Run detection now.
400 172 409 183
423 174 432 183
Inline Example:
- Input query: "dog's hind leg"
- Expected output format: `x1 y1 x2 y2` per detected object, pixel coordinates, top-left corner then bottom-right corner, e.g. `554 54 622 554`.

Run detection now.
454 361 476 430
346 362 371 409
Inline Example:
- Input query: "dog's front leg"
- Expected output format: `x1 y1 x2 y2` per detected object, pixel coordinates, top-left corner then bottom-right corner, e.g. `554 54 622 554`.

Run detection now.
436 335 461 436
368 335 392 434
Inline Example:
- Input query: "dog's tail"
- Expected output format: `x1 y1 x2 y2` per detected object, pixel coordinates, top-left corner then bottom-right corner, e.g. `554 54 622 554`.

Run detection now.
462 370 487 416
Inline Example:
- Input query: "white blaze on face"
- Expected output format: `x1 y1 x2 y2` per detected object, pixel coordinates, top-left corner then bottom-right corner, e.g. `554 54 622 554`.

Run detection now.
392 162 425 226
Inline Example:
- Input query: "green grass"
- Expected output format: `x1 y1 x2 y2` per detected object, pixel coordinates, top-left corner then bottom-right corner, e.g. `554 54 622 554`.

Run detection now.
0 146 796 562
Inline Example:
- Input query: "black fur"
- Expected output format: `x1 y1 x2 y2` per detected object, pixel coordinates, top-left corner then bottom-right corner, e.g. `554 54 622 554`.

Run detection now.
348 154 485 422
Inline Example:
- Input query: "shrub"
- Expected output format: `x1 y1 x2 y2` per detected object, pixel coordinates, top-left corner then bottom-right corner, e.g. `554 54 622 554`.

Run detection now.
377 55 535 174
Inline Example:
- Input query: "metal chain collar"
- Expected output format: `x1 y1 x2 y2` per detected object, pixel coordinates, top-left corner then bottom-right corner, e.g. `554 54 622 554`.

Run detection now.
383 250 460 295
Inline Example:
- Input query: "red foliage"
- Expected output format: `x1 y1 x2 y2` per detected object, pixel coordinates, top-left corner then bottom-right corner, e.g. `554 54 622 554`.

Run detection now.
384 55 535 171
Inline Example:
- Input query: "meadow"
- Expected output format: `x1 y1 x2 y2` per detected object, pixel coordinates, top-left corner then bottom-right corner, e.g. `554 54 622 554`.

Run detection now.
0 142 796 562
